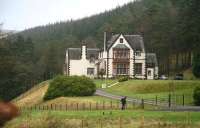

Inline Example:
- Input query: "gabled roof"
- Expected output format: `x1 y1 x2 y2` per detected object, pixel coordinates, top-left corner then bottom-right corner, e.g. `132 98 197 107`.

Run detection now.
68 48 99 60
124 35 145 51
146 53 158 66
106 34 145 51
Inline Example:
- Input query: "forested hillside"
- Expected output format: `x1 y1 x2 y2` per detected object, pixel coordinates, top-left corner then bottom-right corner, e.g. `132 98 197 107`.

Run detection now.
18 0 199 74
1 0 200 100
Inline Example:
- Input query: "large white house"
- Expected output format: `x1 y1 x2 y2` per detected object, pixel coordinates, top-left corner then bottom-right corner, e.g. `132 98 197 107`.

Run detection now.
64 33 158 79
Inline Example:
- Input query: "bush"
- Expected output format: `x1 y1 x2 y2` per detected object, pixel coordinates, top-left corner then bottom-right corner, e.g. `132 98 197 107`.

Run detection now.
193 87 200 106
43 75 96 101
118 76 129 82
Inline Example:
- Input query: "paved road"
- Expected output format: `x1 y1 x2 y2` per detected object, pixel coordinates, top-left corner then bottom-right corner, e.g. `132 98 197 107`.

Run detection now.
95 89 200 111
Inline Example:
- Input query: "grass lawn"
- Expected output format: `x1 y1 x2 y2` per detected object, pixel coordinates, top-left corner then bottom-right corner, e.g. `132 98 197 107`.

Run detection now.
99 80 200 105
94 79 118 88
4 110 200 128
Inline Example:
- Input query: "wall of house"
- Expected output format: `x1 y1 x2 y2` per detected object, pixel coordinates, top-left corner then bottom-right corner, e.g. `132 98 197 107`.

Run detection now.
63 49 69 75
69 59 97 77
135 52 146 79
108 35 134 78
147 68 154 80
68 45 98 78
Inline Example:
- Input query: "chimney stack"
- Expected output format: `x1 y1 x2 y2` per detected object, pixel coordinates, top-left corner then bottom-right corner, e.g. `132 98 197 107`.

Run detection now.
82 45 86 60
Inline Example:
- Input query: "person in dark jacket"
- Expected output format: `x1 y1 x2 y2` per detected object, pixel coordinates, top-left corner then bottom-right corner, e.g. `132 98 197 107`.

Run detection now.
120 96 127 110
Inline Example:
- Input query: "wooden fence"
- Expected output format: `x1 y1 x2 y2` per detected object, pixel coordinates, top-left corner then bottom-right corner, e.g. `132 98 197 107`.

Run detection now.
19 101 145 111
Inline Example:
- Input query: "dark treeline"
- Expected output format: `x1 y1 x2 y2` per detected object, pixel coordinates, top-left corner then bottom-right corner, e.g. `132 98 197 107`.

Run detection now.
1 0 200 100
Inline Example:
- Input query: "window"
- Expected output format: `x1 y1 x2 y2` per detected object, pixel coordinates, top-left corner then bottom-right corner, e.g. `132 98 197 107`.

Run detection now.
135 63 142 75
87 68 94 75
115 63 129 75
135 51 141 56
120 38 123 43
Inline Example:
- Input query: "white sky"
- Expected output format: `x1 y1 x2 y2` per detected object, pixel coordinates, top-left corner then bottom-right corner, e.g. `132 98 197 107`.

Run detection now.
0 0 133 31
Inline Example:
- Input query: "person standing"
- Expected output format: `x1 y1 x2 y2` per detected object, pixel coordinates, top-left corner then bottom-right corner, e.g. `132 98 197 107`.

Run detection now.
120 96 127 110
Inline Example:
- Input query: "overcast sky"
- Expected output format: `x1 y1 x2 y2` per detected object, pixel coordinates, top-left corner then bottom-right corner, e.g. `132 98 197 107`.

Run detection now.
0 0 133 31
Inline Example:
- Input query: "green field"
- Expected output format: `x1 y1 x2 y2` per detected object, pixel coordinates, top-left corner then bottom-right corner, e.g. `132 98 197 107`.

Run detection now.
4 110 200 128
100 80 200 105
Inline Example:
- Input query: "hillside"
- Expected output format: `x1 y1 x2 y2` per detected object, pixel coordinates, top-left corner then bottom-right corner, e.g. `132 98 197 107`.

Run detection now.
15 0 193 76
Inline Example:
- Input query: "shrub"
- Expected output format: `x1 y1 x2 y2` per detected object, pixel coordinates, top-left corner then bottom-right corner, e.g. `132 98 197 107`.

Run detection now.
43 75 96 101
118 76 129 82
193 87 200 106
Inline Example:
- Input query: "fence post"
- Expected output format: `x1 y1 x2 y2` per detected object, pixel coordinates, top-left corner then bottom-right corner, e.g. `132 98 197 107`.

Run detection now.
89 102 92 111
110 101 112 109
183 94 185 106
119 116 122 128
76 103 79 111
141 99 144 109
51 104 53 110
168 94 171 108
66 103 68 111
156 95 158 106
140 115 144 128
81 119 84 128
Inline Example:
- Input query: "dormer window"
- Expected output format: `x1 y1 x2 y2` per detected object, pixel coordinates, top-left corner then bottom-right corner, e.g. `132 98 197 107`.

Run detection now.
120 38 123 43
135 51 141 56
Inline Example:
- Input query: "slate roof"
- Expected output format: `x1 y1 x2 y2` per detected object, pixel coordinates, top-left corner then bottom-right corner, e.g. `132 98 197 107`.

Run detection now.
68 48 99 60
86 48 100 59
68 48 81 60
107 34 145 51
146 53 158 66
